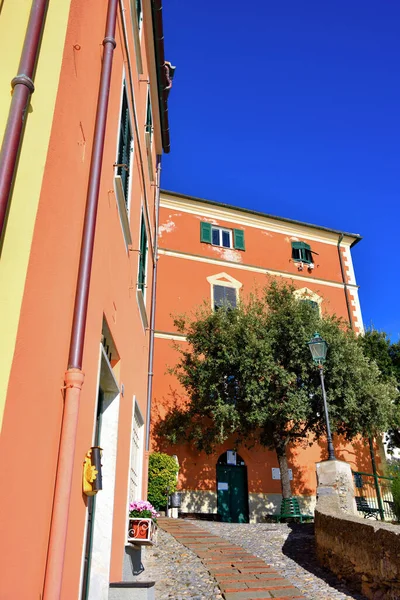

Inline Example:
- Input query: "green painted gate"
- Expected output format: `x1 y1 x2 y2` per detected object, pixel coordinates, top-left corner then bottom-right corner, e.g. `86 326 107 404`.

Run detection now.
216 463 249 523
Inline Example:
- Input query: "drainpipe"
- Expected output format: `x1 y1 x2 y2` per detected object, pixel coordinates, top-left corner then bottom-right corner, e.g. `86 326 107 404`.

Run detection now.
0 0 49 241
145 156 161 451
337 233 353 328
43 2 118 598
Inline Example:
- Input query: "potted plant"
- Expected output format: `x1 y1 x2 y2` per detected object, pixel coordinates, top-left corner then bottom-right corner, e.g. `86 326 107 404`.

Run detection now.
127 500 159 545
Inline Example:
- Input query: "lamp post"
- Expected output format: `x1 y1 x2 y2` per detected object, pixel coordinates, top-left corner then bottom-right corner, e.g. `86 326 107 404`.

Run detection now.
308 332 336 461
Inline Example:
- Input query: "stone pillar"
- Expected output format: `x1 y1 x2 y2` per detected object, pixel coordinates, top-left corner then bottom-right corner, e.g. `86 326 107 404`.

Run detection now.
316 459 357 515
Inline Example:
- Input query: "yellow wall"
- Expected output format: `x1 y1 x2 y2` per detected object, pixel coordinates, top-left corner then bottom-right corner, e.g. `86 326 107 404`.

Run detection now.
0 0 72 429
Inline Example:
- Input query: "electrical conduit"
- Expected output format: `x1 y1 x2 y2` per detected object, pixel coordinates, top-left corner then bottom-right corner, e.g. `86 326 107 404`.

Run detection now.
43 1 119 597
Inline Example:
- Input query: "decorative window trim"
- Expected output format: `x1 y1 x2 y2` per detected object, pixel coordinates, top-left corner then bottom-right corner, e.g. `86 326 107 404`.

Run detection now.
294 287 322 315
206 272 242 311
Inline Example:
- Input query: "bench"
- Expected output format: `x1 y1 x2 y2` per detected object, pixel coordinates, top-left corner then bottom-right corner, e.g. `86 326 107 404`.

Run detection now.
355 496 380 519
270 497 312 523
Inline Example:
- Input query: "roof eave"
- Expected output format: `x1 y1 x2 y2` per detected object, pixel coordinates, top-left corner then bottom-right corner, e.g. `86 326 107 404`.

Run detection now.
160 189 363 244
151 0 175 154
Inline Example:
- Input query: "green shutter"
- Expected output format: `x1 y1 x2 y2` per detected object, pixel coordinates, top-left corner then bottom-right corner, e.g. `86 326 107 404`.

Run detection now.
117 84 132 203
233 229 245 250
200 222 212 244
291 241 312 263
138 214 148 292
291 241 311 251
146 89 152 134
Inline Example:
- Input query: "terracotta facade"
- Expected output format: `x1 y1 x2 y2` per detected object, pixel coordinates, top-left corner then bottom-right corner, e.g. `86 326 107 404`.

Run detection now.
0 1 173 598
152 190 371 522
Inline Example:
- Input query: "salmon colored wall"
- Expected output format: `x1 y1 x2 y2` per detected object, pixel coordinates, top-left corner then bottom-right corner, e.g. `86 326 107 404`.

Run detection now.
152 338 374 498
0 1 159 598
157 206 350 285
151 196 368 505
155 254 351 334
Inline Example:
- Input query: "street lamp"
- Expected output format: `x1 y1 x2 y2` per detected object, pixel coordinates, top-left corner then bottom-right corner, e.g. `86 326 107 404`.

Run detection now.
308 332 336 461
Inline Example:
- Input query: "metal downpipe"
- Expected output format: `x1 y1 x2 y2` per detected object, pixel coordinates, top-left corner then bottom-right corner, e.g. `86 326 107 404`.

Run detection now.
145 156 162 451
0 0 49 242
43 1 118 597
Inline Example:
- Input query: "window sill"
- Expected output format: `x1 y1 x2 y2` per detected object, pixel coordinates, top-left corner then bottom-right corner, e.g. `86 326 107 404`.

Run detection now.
114 175 132 248
136 288 148 330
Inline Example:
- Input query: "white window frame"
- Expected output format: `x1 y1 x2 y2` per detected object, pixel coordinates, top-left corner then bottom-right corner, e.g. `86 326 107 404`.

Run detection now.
211 226 233 249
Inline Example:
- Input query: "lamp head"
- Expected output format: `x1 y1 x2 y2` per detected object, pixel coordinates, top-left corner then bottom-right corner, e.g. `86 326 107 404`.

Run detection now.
308 332 328 364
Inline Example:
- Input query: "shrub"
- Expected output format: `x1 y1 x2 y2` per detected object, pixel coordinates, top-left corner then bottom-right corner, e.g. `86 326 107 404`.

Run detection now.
147 452 179 510
392 476 400 522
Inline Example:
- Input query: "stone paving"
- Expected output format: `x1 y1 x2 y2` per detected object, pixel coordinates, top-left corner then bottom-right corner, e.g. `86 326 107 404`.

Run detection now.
140 518 365 600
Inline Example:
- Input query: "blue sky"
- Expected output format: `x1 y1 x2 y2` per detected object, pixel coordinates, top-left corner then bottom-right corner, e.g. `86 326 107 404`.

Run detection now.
161 0 400 341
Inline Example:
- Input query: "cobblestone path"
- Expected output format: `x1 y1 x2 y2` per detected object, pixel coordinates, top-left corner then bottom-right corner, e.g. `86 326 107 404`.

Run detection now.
141 518 365 600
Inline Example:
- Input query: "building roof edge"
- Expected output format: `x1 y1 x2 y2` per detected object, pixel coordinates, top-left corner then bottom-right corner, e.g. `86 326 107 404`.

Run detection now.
160 189 363 245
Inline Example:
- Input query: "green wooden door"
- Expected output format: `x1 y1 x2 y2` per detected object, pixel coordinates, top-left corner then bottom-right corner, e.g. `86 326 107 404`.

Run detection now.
216 464 249 523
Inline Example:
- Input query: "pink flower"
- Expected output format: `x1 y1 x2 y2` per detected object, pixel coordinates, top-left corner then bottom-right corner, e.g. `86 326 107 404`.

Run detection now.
129 500 159 519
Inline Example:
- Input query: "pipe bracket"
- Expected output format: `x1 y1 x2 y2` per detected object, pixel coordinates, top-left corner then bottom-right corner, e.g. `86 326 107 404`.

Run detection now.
103 36 116 49
11 74 35 93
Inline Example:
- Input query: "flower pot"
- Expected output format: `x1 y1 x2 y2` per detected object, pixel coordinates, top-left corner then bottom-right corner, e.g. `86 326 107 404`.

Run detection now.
127 517 157 545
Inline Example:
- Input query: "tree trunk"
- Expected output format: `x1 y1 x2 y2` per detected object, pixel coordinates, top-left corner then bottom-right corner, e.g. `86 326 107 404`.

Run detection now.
273 435 292 499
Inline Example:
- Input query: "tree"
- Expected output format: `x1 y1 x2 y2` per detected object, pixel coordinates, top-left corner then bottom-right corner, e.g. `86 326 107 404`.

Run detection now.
157 280 397 498
147 452 179 510
358 329 400 452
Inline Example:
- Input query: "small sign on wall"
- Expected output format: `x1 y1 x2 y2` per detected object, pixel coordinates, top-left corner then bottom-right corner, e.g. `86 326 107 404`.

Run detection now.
227 450 237 465
272 468 293 480
218 482 228 491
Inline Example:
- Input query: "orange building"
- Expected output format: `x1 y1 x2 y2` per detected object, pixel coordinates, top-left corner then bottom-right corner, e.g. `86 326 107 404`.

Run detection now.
0 1 173 598
152 190 371 523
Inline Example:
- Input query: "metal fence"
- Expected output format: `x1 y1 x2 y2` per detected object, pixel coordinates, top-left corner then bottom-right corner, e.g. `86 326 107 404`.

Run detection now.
353 471 396 522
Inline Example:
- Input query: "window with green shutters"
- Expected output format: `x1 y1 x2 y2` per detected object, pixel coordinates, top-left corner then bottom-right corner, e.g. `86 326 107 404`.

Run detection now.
136 0 142 29
200 222 245 251
145 89 153 144
213 285 237 310
117 83 133 204
291 241 313 264
138 213 148 293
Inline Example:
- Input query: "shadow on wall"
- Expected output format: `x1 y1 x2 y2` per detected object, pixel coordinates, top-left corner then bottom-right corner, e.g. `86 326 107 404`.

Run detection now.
314 433 377 475
282 523 365 600
152 389 320 518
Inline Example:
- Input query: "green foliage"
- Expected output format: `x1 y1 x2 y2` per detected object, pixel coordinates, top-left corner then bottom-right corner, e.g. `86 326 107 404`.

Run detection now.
386 458 400 479
147 452 179 510
359 329 400 453
156 280 398 497
391 476 400 521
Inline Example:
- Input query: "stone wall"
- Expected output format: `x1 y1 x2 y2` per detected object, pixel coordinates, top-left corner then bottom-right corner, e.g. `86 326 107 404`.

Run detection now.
315 496 400 600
